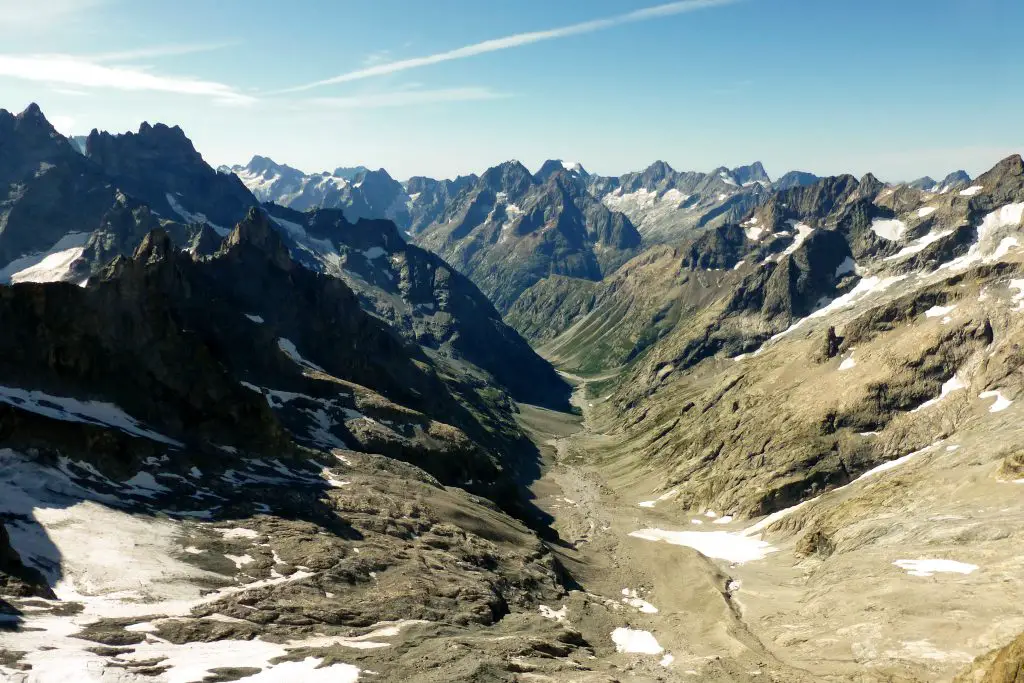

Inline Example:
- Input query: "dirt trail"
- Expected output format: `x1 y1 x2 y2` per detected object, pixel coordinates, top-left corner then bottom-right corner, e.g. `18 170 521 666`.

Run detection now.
518 377 812 682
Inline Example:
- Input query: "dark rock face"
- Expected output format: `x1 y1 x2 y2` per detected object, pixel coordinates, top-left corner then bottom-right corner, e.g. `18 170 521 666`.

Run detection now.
758 175 862 231
264 204 570 408
729 229 853 325
405 174 478 234
972 154 1024 209
816 326 842 362
0 108 564 412
0 209 514 486
86 123 256 229
730 161 771 186
680 223 747 270
415 163 641 312
0 105 120 268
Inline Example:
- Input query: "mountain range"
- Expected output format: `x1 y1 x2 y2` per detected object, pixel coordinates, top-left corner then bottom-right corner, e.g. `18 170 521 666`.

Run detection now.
2 103 1022 683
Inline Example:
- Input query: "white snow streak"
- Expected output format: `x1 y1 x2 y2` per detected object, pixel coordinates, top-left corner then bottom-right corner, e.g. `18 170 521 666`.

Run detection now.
894 559 978 577
0 385 182 446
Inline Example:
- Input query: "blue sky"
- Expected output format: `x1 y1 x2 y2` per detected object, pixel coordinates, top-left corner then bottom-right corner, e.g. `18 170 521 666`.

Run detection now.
0 0 1021 182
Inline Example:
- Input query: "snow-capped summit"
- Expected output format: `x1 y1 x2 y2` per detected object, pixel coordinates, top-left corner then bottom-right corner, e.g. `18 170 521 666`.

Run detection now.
534 159 589 182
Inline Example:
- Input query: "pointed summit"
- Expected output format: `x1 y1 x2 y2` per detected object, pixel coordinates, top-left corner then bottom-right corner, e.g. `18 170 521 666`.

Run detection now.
13 102 60 139
479 160 534 196
18 103 46 121
245 155 289 175
938 170 971 189
222 208 293 271
133 228 175 265
644 160 676 178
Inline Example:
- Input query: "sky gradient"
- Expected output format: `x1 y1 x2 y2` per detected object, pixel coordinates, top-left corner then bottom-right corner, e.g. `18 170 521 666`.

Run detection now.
1 0 1021 182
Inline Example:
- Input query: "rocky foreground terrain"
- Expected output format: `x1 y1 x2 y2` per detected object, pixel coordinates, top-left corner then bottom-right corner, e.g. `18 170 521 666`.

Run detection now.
1 103 1023 682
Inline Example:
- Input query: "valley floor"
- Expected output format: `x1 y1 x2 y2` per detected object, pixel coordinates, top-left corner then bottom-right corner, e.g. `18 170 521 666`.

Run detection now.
518 372 1024 682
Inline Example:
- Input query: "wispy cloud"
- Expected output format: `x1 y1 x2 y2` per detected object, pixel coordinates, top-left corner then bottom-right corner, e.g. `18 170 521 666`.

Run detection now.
280 0 742 93
308 86 508 109
0 54 255 105
50 87 92 97
89 42 238 64
361 49 393 67
0 0 105 31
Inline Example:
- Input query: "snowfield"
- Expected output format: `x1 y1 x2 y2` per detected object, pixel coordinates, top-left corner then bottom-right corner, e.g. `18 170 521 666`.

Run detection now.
0 232 90 284
628 528 779 563
0 448 375 682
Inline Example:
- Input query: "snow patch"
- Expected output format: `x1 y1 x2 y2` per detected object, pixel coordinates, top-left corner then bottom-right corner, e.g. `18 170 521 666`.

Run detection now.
621 588 659 613
835 256 856 277
539 604 568 622
959 185 983 196
218 527 260 540
277 338 326 373
894 559 978 577
628 528 778 564
855 444 936 481
885 229 953 261
0 385 182 446
611 627 663 654
925 304 956 318
781 221 814 256
165 193 228 236
871 217 907 241
979 390 1013 412
225 553 254 568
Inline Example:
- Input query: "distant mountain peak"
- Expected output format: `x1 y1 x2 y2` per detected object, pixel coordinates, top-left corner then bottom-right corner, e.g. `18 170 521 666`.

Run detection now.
133 227 175 264
558 159 586 174
18 102 46 121
730 161 771 186
332 165 370 180
908 175 937 190
645 160 676 176
939 169 971 187
480 160 535 195
9 103 65 143
535 159 588 182
355 167 395 183
223 208 294 271
773 170 820 190
242 154 294 176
